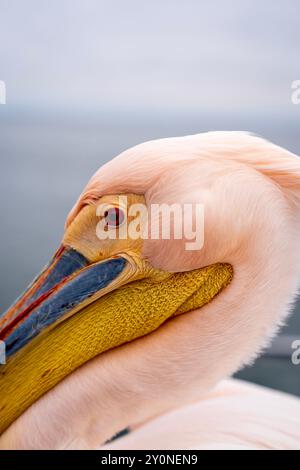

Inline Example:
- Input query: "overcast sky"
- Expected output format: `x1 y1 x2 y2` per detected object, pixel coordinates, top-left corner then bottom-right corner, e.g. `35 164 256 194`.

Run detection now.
0 0 299 114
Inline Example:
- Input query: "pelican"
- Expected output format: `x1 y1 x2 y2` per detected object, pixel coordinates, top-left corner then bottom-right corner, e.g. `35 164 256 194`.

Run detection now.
0 131 300 449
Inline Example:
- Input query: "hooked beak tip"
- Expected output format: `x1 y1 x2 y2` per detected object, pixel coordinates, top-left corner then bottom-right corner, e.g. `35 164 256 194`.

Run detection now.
0 246 127 358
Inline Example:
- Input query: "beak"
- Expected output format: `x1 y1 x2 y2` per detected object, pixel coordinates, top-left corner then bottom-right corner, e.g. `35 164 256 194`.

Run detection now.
0 239 233 435
0 246 127 358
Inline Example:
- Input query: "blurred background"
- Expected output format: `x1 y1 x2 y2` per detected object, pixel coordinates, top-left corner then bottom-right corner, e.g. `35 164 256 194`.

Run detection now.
0 0 299 395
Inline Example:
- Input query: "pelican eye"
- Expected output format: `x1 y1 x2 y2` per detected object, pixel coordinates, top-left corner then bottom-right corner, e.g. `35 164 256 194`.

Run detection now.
104 207 125 228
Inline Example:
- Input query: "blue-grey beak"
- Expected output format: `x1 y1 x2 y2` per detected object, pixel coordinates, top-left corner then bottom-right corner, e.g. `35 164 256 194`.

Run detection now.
0 246 127 358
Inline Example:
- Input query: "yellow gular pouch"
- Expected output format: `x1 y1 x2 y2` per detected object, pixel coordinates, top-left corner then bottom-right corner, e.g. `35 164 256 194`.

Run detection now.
0 195 232 434
0 262 232 434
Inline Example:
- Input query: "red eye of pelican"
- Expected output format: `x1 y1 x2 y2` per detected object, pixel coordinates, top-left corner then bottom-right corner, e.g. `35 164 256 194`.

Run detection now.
104 207 125 227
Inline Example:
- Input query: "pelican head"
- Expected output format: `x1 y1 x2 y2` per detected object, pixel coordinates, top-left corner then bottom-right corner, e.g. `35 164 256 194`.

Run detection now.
1 131 300 448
